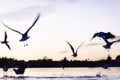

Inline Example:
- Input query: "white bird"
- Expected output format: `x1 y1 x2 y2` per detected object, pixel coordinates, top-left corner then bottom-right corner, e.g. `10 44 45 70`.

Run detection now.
67 41 84 57
1 31 11 50
2 13 40 42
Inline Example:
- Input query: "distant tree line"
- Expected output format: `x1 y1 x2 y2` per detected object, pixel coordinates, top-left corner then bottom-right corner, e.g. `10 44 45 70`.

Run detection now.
0 55 120 68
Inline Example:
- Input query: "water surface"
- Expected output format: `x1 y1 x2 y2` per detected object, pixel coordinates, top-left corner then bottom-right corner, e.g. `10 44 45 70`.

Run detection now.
0 67 120 80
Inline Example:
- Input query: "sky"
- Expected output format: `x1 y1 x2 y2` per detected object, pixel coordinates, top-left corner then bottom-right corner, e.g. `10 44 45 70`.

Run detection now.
0 0 120 61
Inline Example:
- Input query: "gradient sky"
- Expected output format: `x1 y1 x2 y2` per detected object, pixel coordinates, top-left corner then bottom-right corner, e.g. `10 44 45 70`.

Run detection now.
0 0 120 61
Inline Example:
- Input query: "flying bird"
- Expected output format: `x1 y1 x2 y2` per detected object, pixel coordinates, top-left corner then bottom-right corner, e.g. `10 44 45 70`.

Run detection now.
1 31 11 50
2 13 40 42
90 32 115 41
102 38 120 51
67 41 84 57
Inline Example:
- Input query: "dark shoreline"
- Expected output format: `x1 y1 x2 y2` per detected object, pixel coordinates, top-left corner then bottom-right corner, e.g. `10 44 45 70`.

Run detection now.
22 55 120 68
1 54 120 68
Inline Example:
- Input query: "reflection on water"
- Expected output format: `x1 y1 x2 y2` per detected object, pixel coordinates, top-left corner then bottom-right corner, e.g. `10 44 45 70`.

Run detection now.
0 67 120 80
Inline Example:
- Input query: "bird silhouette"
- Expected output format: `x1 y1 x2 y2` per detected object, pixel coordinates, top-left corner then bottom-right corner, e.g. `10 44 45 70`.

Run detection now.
1 31 11 50
102 38 120 51
13 62 27 75
13 67 26 75
3 65 8 76
67 41 84 57
91 32 115 41
2 13 40 42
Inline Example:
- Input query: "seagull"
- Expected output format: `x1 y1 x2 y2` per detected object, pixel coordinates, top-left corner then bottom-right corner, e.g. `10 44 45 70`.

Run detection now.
67 41 84 57
2 13 40 42
13 67 26 75
90 32 115 41
1 31 11 50
3 65 8 76
102 38 120 51
13 62 27 75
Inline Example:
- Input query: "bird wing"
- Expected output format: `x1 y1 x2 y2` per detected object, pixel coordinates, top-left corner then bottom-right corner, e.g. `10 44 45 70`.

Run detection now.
4 31 7 41
66 41 75 53
76 41 84 53
1 21 23 35
105 32 116 39
113 39 120 43
90 33 97 41
25 13 40 34
5 43 11 50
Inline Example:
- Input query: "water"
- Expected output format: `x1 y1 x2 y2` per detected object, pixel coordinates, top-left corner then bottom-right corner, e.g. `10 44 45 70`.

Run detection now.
0 67 120 80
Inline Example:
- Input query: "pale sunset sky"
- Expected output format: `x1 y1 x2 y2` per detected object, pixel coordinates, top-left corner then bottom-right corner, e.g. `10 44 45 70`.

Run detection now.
0 0 120 61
